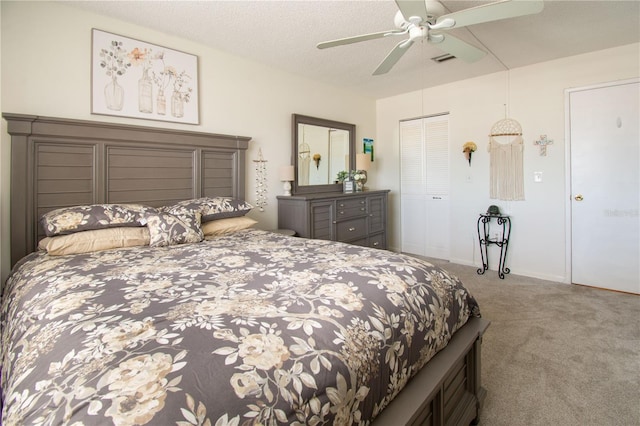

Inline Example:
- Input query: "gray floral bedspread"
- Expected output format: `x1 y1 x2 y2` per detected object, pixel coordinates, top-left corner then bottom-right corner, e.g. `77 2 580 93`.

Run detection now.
1 229 480 425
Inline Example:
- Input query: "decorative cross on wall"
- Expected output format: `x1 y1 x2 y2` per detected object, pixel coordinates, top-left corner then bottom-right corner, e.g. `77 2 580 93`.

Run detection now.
534 135 554 156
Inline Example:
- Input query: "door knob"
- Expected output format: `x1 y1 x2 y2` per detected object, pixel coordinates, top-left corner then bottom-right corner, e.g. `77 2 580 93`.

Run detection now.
574 194 584 201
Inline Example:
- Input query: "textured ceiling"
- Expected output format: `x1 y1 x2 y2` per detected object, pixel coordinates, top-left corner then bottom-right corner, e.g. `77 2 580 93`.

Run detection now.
65 0 640 99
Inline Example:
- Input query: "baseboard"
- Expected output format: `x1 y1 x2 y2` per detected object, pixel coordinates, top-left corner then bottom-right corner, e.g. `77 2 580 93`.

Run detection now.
448 257 567 284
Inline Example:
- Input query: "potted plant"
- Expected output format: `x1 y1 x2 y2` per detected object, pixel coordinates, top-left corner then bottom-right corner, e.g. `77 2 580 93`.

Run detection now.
336 170 349 183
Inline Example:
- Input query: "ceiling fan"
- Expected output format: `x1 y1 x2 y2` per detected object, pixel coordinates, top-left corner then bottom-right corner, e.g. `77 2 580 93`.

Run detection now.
317 0 544 75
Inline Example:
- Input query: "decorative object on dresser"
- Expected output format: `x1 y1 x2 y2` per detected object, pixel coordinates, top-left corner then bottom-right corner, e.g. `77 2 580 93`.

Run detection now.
277 190 389 249
336 170 349 183
355 152 371 191
343 179 355 193
279 165 295 196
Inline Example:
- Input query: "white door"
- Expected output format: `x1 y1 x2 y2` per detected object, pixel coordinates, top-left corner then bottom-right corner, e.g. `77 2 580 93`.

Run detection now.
400 119 427 256
400 115 450 259
424 116 450 259
569 80 639 294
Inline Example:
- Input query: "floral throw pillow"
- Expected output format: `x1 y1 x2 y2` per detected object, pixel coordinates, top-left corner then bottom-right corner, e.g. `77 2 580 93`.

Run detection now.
163 197 253 223
145 209 204 247
41 204 157 237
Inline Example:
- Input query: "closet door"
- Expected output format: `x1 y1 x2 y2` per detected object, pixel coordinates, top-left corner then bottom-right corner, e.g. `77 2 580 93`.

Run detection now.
424 116 450 259
400 115 450 259
400 119 427 255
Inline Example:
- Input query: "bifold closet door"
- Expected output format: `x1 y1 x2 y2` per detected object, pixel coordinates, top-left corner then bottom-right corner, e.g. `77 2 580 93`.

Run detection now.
400 115 450 259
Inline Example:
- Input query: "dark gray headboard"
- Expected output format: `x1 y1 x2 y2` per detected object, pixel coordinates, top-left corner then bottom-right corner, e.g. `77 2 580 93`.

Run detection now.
4 113 251 266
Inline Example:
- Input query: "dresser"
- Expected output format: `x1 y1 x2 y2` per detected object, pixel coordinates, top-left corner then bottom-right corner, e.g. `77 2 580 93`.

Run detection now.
277 190 389 249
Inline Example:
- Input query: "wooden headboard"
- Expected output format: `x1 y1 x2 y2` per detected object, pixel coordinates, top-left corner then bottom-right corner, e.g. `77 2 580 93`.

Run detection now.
4 113 251 266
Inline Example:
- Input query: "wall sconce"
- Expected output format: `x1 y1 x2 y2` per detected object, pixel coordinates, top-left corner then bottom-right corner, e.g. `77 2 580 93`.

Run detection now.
313 153 321 169
463 141 477 166
279 165 295 196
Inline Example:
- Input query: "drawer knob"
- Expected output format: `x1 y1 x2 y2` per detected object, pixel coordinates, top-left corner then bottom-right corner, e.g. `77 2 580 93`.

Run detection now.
339 211 344 215
373 242 379 246
348 227 356 232
360 201 365 204
339 203 345 207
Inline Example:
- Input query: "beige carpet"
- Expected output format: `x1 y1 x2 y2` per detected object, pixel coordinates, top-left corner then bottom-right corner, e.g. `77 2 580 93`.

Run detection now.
425 258 640 426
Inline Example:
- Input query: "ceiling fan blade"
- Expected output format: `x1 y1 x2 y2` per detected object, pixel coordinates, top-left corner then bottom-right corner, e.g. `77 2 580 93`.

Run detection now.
435 0 544 29
373 39 414 75
317 30 402 49
395 0 428 22
430 33 486 63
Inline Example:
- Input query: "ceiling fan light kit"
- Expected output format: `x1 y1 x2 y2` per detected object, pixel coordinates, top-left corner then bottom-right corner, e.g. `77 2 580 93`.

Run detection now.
317 0 544 75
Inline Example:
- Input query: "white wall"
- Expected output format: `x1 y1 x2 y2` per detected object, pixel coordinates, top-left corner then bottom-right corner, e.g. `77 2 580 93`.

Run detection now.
2 2 638 286
0 1 376 282
377 43 639 282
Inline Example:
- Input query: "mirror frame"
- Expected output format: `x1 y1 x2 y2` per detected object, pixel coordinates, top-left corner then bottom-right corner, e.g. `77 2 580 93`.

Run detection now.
291 114 355 195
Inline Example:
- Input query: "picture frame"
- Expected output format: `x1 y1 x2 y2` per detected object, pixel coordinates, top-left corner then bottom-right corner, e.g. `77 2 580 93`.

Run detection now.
363 138 374 161
91 28 199 124
343 180 355 193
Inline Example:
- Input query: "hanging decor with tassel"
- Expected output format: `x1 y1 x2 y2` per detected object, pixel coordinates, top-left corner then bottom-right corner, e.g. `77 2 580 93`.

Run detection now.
253 148 268 212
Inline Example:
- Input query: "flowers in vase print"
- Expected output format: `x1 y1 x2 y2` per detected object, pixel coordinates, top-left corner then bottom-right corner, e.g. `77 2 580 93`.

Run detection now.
99 40 131 79
99 40 130 111
128 47 151 68
128 47 165 114
151 52 171 115
92 29 198 123
167 67 192 118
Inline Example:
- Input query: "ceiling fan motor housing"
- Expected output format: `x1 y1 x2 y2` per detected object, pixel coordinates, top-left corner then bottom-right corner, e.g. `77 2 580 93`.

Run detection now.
408 25 429 41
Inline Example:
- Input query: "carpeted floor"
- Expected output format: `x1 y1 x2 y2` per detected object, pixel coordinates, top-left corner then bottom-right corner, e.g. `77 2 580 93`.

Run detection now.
426 258 640 426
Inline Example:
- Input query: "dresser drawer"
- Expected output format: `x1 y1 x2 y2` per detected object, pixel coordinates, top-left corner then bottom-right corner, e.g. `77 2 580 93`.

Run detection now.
368 233 385 249
336 197 367 219
336 217 367 241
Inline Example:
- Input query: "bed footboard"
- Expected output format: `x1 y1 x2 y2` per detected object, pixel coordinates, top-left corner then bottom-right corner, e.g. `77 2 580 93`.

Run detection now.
374 317 490 426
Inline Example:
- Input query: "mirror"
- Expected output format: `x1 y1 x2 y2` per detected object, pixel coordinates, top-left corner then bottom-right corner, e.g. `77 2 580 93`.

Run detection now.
292 114 355 195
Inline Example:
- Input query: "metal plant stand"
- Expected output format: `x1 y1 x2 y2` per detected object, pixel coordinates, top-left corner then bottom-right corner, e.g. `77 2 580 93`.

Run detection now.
477 213 511 279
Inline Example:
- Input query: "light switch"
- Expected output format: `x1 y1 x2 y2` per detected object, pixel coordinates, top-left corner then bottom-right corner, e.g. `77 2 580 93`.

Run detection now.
534 171 543 183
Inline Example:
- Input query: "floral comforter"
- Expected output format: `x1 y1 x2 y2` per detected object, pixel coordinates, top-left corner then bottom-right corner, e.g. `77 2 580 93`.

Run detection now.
1 229 480 425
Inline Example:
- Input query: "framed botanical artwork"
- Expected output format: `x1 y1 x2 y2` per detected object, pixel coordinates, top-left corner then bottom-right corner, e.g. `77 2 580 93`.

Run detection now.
91 29 199 124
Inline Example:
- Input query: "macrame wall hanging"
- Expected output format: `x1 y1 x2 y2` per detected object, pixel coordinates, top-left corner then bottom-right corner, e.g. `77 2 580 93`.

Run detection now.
488 114 525 201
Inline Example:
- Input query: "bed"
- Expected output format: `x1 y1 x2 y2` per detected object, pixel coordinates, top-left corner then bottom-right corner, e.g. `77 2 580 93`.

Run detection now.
1 114 489 425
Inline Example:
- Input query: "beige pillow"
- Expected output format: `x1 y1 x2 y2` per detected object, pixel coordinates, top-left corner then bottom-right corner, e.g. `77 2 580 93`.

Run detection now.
202 216 257 238
39 227 150 256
